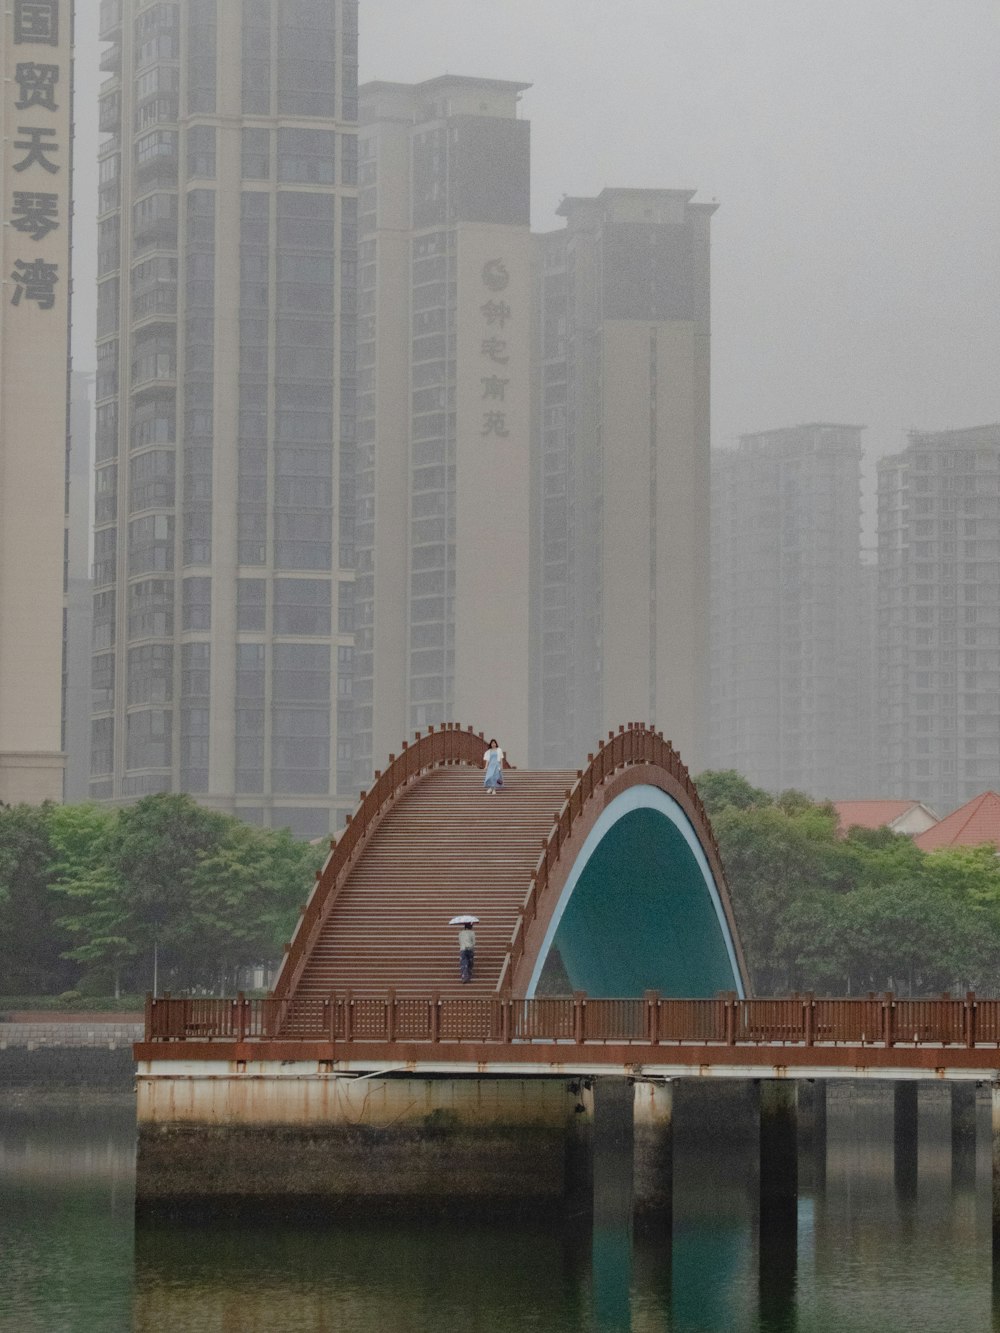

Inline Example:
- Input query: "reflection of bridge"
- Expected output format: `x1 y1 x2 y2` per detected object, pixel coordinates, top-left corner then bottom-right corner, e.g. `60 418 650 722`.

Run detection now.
133 723 1000 1236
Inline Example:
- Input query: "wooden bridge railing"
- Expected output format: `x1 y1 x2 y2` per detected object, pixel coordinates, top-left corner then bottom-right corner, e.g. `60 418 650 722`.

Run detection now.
270 722 494 1003
144 991 1000 1049
499 722 728 992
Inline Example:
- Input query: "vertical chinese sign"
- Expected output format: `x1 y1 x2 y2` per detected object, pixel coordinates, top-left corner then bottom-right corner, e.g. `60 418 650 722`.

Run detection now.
453 230 533 760
0 0 73 802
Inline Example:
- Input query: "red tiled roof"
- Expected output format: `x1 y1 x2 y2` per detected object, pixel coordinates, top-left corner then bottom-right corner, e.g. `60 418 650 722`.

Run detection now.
832 800 923 834
914 791 1000 852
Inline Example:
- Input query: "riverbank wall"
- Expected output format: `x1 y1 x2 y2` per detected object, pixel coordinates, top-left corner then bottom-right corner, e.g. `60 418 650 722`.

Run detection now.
0 1021 143 1091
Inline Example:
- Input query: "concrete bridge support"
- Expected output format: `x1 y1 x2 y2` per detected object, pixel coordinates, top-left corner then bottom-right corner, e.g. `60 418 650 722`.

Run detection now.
135 1069 593 1221
951 1081 977 1190
893 1082 919 1203
757 1080 798 1328
797 1079 827 1193
991 1084 1000 1257
632 1079 673 1231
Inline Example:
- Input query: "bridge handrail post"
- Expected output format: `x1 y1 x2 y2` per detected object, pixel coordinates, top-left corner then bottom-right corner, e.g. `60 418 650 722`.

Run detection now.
386 988 396 1043
344 989 353 1044
882 991 895 1047
965 990 977 1047
725 991 737 1045
429 991 440 1043
235 992 246 1043
644 989 660 1045
804 992 815 1047
500 995 511 1044
573 991 587 1044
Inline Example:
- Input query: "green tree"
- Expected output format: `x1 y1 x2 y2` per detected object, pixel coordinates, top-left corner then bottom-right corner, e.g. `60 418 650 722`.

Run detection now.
179 822 326 990
0 803 73 993
49 803 132 997
694 769 773 817
712 804 831 991
843 878 985 996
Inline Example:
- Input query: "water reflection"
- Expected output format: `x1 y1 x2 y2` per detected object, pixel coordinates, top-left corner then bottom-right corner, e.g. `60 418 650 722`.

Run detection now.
0 1084 996 1332
0 1098 136 1333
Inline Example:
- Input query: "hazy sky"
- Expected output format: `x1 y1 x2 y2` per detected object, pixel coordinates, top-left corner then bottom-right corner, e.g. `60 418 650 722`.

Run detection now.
74 0 1000 471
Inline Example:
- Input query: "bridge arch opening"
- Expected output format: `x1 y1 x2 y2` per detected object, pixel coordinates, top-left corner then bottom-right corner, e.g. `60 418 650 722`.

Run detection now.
526 785 746 1000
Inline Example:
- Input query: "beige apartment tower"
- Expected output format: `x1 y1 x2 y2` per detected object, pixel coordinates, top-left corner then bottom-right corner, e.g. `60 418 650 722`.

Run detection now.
93 0 358 836
532 190 715 770
0 0 73 803
352 77 533 780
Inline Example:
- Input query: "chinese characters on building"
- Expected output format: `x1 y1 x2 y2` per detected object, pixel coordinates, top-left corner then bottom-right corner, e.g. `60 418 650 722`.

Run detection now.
6 1 63 312
479 259 512 440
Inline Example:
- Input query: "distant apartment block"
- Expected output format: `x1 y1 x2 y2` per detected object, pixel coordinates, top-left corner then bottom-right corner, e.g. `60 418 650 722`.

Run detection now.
532 189 716 770
352 77 533 781
877 423 1000 813
92 0 358 836
711 424 874 799
0 0 74 803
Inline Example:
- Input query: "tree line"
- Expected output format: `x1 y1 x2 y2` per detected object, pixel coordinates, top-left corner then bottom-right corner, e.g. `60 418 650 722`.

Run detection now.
0 795 325 998
698 771 1000 997
3 778 999 1001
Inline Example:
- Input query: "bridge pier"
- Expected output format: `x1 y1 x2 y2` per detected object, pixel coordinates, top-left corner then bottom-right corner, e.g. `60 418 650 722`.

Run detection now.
757 1080 798 1326
797 1078 827 1194
951 1081 977 1190
758 1079 798 1233
893 1081 919 1203
632 1079 673 1231
992 1083 1000 1257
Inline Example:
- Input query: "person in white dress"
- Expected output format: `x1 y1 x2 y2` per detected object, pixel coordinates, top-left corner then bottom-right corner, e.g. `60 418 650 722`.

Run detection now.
483 739 503 795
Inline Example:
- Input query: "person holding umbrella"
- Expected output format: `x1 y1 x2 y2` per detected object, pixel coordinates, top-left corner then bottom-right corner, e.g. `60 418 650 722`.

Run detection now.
450 914 479 982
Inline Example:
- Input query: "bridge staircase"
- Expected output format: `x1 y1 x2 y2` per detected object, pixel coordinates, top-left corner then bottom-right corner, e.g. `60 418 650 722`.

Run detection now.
293 768 577 999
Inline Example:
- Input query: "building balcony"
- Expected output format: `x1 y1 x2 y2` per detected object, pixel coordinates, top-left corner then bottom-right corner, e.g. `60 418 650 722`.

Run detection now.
98 182 121 216
132 221 178 253
99 42 122 74
131 358 177 397
134 157 180 190
132 285 178 323
99 96 122 135
99 0 123 40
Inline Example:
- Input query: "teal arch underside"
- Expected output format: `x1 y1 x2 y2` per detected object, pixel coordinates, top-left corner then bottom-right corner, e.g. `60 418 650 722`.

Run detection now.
530 789 744 999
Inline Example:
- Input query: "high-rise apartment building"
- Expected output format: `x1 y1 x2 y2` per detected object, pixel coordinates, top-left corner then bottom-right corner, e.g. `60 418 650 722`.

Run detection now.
1 0 73 804
352 77 533 780
711 424 874 798
532 190 715 770
93 0 358 836
65 370 95 801
877 423 1000 813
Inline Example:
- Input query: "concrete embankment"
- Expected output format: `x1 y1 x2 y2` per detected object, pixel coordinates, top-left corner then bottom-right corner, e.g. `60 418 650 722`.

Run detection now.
0 1018 143 1092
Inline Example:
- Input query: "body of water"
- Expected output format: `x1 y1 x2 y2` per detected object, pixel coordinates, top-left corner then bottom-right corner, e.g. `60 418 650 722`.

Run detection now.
0 1084 995 1332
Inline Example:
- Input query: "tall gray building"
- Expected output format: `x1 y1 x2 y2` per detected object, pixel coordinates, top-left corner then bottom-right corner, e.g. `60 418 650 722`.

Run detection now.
711 423 874 799
532 189 716 770
877 423 1000 813
93 0 358 836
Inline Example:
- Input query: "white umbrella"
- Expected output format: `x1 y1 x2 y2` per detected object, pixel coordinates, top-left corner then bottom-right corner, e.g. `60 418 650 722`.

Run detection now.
448 914 480 926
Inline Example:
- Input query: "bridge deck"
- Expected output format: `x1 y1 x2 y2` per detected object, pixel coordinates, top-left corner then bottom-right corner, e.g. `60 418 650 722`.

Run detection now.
138 993 1000 1081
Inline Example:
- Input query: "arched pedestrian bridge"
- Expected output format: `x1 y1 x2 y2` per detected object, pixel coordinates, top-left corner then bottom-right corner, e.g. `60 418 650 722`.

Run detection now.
271 722 749 1006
